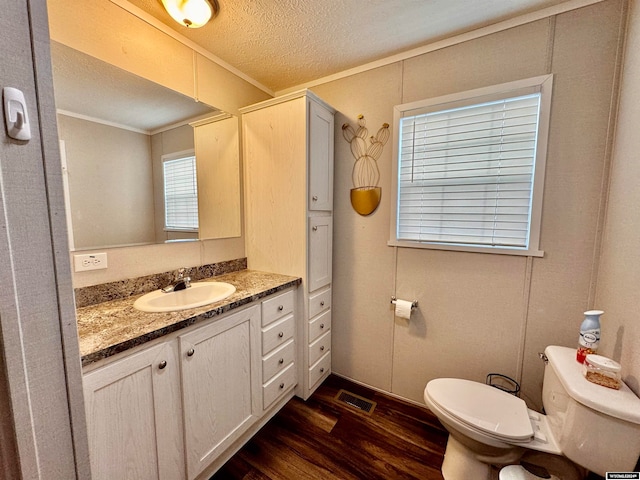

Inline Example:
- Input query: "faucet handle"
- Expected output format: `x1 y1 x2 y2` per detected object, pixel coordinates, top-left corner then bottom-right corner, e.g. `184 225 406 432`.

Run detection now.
177 267 186 279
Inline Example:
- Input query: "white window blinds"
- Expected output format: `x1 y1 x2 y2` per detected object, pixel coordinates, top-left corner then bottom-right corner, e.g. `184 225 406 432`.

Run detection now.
397 91 543 250
163 155 199 231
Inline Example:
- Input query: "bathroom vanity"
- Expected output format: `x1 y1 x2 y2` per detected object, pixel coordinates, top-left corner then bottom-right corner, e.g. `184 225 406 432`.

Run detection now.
78 269 301 480
76 89 337 478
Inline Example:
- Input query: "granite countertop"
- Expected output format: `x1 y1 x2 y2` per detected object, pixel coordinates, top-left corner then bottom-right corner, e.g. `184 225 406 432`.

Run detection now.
77 269 301 366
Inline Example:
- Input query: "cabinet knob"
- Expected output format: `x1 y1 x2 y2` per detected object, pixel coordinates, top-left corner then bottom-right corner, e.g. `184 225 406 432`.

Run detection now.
158 360 167 370
279 383 285 389
278 331 284 338
320 368 325 374
279 358 284 364
312 196 318 201
187 348 195 357
320 323 325 329
320 301 325 307
312 226 318 232
320 345 325 351
278 305 284 311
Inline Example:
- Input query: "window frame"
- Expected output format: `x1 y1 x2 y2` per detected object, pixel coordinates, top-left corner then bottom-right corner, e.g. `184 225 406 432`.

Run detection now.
389 74 553 257
162 149 199 233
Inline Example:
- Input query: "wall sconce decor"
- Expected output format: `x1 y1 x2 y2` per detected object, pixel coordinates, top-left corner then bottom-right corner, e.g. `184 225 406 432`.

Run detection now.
161 0 219 28
342 115 390 216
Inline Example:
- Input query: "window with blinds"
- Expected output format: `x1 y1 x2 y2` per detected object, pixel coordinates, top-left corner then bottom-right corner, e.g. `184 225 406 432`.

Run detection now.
163 155 199 231
391 75 552 256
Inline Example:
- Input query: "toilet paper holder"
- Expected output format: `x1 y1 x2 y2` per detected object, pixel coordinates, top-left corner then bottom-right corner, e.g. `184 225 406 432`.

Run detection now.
390 296 418 309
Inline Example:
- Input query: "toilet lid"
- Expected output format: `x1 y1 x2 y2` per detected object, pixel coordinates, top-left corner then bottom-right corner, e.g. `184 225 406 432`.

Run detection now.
426 378 534 441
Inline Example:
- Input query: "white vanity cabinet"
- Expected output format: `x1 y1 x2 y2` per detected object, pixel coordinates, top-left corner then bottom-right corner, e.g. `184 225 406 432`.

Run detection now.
242 90 335 399
82 287 297 480
179 305 261 480
83 341 185 480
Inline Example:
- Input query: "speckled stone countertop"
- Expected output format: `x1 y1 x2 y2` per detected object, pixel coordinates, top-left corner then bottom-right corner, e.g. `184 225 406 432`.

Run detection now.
77 269 301 366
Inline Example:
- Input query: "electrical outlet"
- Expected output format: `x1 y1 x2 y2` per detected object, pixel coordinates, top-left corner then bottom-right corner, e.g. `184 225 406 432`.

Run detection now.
74 253 108 272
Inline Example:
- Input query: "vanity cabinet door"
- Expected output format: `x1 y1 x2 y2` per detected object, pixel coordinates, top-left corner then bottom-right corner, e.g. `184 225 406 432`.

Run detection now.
179 305 261 480
83 341 184 480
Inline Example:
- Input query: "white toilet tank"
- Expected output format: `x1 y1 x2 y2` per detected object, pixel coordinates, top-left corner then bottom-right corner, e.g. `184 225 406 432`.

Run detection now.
542 345 640 476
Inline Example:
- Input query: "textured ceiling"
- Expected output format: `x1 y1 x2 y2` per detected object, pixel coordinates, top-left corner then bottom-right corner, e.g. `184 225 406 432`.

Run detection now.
128 0 573 92
51 0 576 130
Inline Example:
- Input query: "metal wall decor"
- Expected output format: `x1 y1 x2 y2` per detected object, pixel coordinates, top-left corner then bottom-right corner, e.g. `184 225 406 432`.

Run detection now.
342 115 389 215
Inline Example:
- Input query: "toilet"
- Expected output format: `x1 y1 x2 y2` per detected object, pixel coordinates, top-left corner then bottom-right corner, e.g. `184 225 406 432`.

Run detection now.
424 345 640 479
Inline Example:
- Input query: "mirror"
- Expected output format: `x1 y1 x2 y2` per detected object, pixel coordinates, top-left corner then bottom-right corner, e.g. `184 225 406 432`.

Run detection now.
50 41 242 251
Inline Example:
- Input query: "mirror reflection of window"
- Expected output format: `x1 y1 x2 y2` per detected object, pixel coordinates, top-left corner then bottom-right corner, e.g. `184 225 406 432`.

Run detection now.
162 151 199 232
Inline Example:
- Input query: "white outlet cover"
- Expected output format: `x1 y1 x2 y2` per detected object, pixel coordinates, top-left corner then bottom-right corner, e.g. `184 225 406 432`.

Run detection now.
74 252 108 272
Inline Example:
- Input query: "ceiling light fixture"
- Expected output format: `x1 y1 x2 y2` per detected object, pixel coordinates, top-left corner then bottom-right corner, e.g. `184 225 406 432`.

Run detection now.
160 0 219 28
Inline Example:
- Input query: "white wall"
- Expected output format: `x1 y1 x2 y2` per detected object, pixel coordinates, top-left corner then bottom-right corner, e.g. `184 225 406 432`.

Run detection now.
595 0 640 396
312 0 626 407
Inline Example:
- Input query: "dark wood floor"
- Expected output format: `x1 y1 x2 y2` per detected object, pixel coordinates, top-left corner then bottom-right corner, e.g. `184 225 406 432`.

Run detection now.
210 374 617 480
211 374 449 479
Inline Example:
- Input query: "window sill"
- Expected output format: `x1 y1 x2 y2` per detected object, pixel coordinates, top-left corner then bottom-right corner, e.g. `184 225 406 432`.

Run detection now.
387 239 544 258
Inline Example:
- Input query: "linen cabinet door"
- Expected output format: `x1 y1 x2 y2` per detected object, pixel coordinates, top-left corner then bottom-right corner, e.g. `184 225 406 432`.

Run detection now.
308 99 335 212
83 341 184 480
180 305 260 480
308 215 333 292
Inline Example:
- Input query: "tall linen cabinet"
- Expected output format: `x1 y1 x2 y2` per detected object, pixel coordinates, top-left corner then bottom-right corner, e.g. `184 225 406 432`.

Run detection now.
241 90 335 400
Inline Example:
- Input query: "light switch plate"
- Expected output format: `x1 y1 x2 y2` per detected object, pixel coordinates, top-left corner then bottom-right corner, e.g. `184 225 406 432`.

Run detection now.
74 253 108 272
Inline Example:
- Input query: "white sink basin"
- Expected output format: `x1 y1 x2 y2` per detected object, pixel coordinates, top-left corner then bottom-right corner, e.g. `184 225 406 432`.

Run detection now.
133 281 236 313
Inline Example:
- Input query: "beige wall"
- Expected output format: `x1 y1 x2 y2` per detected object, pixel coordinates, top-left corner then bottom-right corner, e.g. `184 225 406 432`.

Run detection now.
595 0 640 396
313 0 626 407
58 114 155 249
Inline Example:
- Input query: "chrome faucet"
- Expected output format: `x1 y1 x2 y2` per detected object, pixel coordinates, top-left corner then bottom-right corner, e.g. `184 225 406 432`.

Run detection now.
161 268 192 293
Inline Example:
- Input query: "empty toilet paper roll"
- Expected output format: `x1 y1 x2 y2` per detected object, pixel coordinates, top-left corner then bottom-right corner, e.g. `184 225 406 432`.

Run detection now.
394 299 413 320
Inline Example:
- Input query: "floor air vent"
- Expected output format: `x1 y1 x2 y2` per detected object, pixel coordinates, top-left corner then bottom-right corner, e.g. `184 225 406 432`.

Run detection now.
334 389 376 414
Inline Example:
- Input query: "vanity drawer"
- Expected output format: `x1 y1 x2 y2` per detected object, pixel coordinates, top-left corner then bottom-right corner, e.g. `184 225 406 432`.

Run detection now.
308 330 331 366
308 351 331 390
262 314 294 354
308 309 331 344
262 339 295 382
263 363 296 410
262 289 295 327
308 287 331 319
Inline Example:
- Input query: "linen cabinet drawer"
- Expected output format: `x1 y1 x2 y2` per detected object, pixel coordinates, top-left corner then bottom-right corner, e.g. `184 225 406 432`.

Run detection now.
308 288 331 319
308 309 331 343
308 351 331 390
263 363 296 410
262 339 295 381
262 290 295 327
262 314 294 354
308 330 331 366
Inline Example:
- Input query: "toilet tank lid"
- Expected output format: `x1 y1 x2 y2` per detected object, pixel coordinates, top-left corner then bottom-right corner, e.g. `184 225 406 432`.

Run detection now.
545 346 640 424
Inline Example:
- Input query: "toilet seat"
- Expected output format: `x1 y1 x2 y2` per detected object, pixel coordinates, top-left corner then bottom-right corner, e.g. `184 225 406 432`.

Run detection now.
425 378 534 443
